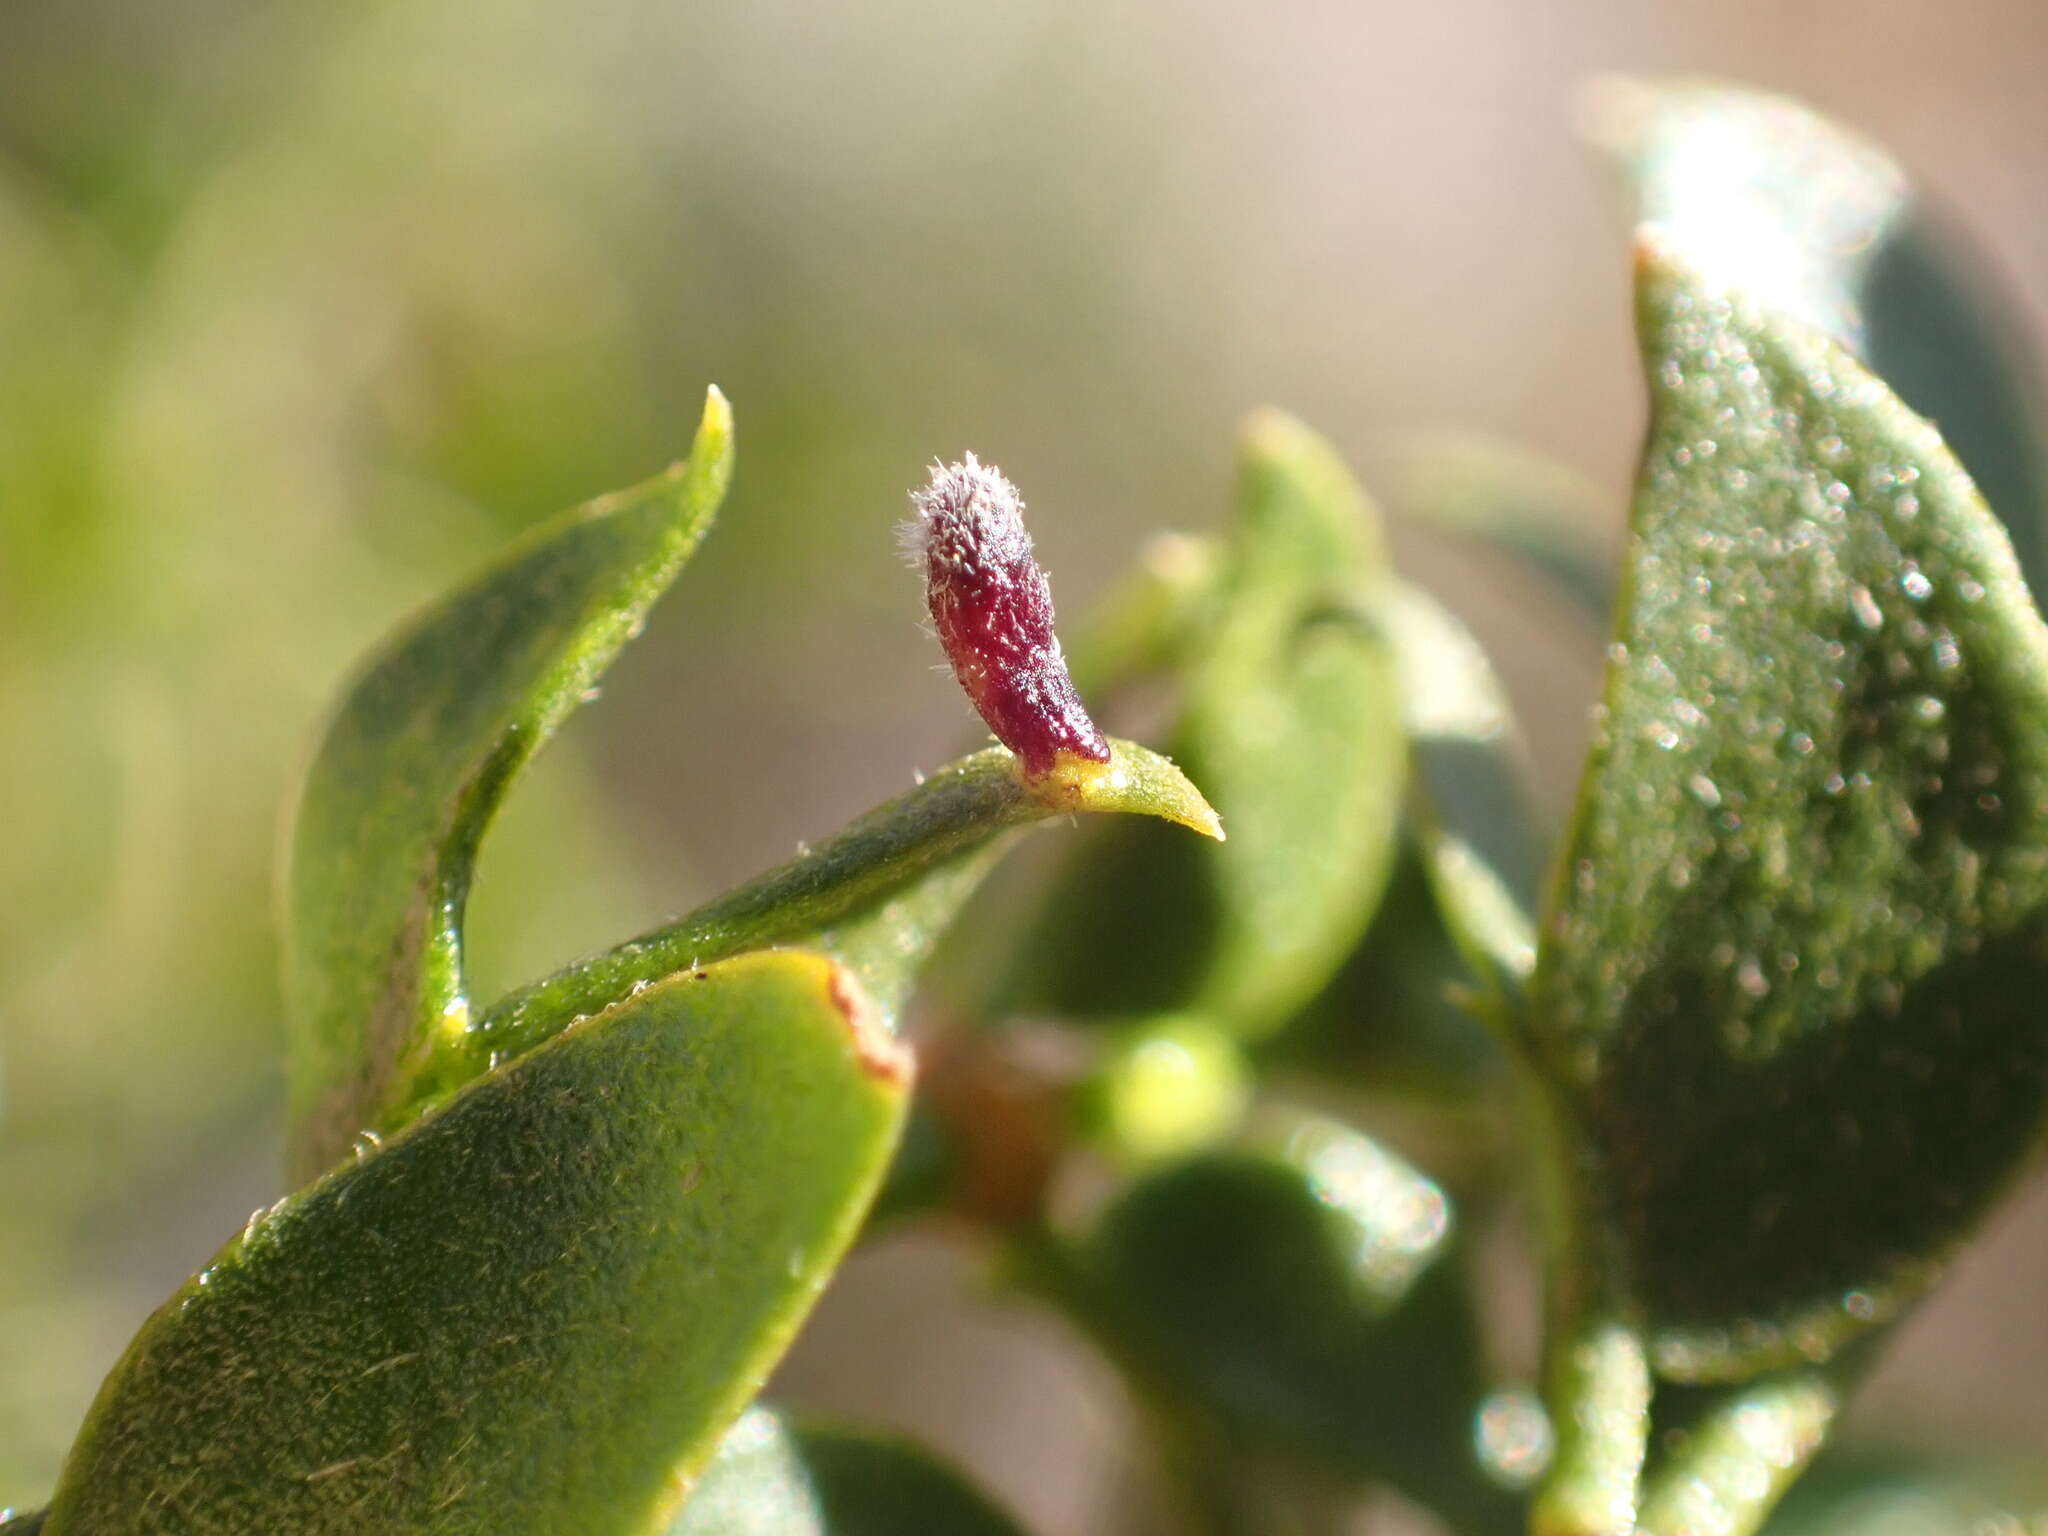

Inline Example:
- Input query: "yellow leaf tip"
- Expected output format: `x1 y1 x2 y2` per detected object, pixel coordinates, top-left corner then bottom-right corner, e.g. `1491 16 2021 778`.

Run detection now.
692 384 735 456
1239 405 1312 461
1023 743 1225 840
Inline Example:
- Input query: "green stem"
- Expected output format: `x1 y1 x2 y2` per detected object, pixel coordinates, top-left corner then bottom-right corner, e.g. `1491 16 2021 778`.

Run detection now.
1530 1317 1652 1536
1634 1374 1836 1536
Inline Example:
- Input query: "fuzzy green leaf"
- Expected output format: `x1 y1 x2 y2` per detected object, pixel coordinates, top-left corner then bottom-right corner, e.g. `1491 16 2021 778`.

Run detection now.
1061 1119 1524 1534
670 1408 1029 1536
281 390 734 1180
1526 237 2048 1384
1007 411 1405 1035
44 949 906 1536
1588 76 2048 603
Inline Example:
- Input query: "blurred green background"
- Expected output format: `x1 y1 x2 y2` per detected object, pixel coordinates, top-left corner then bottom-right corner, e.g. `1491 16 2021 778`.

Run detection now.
4 0 2047 1526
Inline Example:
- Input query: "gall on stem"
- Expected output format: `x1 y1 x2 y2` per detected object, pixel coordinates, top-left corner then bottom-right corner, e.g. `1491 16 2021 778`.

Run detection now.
906 454 1111 783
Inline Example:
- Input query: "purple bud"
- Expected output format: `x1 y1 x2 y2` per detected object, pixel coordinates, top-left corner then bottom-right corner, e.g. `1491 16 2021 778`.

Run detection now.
906 454 1110 778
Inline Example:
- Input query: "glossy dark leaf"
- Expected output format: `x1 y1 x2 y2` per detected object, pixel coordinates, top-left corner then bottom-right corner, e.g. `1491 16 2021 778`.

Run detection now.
670 1408 1030 1536
1527 237 2048 1386
281 391 734 1179
44 951 906 1536
1588 76 2048 605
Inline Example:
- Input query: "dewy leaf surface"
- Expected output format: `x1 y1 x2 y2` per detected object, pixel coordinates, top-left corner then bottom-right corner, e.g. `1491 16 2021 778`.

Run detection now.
1587 76 2048 604
1007 411 1405 1034
282 390 734 1180
1528 236 2048 1381
669 1408 1030 1536
45 949 905 1536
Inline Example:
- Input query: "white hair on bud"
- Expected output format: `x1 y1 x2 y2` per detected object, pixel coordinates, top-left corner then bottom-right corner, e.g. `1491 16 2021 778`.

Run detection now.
900 451 1033 572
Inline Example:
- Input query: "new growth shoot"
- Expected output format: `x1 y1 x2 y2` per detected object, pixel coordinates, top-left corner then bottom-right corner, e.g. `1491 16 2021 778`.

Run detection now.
907 454 1112 781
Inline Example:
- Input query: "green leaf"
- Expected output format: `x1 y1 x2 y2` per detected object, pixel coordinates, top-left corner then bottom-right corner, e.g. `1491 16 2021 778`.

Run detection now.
1006 410 1406 1035
43 949 906 1536
1525 236 2048 1385
1049 1118 1524 1534
670 1408 1030 1536
446 739 1221 1107
1267 582 1536 1098
1586 76 2048 604
281 389 735 1180
1273 841 1506 1102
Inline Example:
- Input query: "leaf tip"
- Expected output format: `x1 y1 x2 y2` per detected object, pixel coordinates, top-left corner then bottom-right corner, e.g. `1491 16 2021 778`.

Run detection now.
1631 220 1679 278
689 385 736 483
1029 740 1226 840
1238 405 1315 467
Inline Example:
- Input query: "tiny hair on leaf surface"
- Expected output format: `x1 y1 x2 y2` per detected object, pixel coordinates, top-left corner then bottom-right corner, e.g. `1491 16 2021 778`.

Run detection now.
44 950 906 1536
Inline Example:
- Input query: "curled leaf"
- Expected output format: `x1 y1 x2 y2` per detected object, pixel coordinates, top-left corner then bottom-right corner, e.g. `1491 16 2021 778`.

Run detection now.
282 390 734 1179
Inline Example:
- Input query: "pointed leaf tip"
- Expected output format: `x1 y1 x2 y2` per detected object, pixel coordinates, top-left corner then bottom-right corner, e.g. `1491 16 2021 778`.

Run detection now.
282 392 736 1178
1027 740 1226 840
